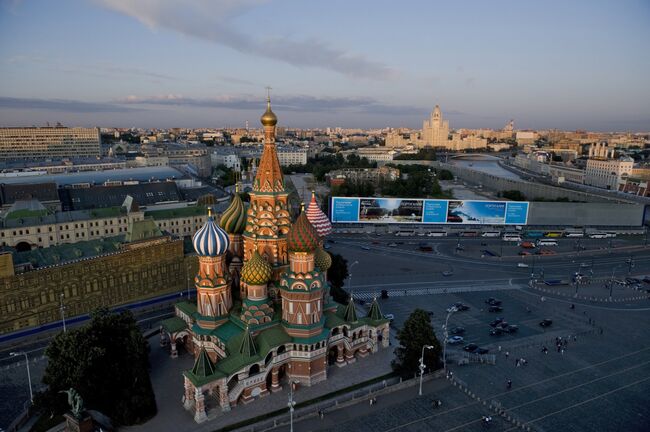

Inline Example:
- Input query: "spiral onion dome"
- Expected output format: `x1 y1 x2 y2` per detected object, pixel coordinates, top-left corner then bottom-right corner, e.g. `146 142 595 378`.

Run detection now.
287 211 321 252
306 193 332 237
219 193 246 234
314 247 332 271
241 250 273 285
192 216 230 256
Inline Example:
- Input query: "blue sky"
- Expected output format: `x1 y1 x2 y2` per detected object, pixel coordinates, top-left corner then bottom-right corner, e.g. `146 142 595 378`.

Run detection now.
1 0 649 130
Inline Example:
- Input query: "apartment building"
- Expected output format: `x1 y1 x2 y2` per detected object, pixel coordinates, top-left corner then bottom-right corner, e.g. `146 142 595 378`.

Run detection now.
0 127 101 160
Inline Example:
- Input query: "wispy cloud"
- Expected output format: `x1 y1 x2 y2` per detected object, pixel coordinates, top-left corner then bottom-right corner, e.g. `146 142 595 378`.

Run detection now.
96 0 395 80
119 94 422 115
0 96 139 113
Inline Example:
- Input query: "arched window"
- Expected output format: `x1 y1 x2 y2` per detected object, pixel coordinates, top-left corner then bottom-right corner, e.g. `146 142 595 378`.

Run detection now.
249 364 260 375
278 345 286 354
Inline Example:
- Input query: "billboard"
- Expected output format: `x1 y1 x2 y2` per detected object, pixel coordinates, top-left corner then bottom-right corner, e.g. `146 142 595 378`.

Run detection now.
331 197 529 225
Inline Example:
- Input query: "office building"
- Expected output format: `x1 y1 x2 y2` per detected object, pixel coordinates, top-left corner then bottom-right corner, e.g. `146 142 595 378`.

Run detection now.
0 127 101 160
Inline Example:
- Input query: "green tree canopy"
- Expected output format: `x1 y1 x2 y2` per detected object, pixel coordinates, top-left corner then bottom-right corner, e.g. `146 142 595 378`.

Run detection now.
38 308 157 425
391 309 442 379
326 253 350 304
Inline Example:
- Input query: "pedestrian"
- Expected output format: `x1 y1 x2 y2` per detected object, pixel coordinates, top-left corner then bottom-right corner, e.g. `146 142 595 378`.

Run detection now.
498 345 502 352
561 348 564 355
505 351 509 359
599 327 604 335
319 409 324 419
370 398 373 406
574 335 577 342
507 379 512 389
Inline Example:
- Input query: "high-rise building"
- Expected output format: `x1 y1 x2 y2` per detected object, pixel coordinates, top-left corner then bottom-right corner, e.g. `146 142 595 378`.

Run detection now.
421 105 450 147
0 127 101 160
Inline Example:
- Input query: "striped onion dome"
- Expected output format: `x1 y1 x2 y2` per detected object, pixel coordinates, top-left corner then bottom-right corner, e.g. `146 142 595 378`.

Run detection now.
219 192 246 234
192 211 230 257
287 209 321 253
314 247 332 271
306 192 332 237
241 250 272 285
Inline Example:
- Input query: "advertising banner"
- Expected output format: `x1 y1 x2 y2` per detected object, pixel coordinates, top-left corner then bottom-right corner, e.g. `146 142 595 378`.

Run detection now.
331 197 528 225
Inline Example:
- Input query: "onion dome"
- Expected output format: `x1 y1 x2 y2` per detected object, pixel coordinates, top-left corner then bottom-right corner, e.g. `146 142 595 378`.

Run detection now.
287 209 321 252
260 97 277 127
192 210 230 256
314 247 332 271
241 250 272 285
306 192 332 237
219 192 246 234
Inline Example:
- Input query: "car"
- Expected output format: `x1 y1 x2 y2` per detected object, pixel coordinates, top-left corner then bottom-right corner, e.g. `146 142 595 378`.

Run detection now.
449 326 465 335
489 318 505 327
447 336 464 344
481 249 498 257
488 305 503 312
385 313 395 322
463 343 479 352
388 242 398 247
324 244 331 250
520 241 536 249
517 262 529 268
504 324 519 333
485 298 502 306
452 302 469 311
476 348 489 355
539 319 553 327
426 310 435 317
518 251 532 256
442 270 454 277
419 245 433 252
626 277 641 285
490 327 504 336
361 245 371 250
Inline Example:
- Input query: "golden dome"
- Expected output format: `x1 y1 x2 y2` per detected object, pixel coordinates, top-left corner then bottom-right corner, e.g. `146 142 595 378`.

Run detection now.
260 98 277 127
241 250 273 286
314 247 332 271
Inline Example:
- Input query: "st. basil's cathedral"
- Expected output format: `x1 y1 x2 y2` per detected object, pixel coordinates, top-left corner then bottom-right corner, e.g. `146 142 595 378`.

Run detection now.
162 97 390 423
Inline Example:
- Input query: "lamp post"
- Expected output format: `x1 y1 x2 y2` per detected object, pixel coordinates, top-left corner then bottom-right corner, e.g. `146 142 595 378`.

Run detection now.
419 345 434 396
59 293 66 333
348 260 359 300
626 256 634 276
609 265 623 300
186 266 191 299
10 352 33 403
288 381 298 432
442 307 458 376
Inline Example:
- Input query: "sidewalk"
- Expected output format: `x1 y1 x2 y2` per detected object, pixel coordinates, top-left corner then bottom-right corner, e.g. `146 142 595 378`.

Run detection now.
124 341 395 432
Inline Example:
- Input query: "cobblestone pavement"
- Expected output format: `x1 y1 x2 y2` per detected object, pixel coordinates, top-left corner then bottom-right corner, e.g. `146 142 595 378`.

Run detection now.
277 288 650 432
123 339 394 432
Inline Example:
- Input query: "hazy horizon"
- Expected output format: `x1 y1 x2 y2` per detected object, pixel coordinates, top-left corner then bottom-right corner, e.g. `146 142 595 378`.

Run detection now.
1 0 649 132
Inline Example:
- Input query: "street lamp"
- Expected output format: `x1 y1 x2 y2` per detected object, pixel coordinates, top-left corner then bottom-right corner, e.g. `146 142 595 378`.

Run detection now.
10 352 33 403
419 345 434 396
60 293 66 333
442 307 458 376
348 260 359 300
626 256 635 276
609 264 623 300
288 380 298 432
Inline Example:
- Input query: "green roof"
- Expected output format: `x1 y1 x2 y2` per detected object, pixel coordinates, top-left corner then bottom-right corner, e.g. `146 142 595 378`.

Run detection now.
161 316 188 333
13 235 124 267
175 301 197 318
88 207 125 218
144 205 207 220
125 218 163 242
238 326 257 357
191 348 216 377
343 299 358 322
5 209 49 220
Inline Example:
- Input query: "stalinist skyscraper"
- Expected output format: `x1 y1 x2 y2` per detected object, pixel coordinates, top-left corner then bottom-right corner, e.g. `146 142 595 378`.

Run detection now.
421 105 450 147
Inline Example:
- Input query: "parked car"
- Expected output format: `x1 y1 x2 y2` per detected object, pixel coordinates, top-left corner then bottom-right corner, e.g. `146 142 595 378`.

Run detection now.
489 318 505 327
442 270 454 277
476 348 489 354
463 343 479 352
449 326 465 335
385 313 395 322
488 305 503 313
539 319 553 327
503 324 519 333
485 298 502 306
361 245 371 250
447 336 464 344
520 241 536 249
517 262 529 268
490 327 504 336
388 242 398 247
518 251 532 256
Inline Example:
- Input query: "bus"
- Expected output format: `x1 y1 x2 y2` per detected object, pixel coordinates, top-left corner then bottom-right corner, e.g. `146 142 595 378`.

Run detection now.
544 231 563 238
503 233 522 242
395 229 416 237
459 230 480 237
524 231 545 238
537 239 559 246
564 230 584 238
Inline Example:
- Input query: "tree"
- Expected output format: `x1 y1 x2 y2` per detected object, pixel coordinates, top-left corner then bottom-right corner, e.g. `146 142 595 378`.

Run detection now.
38 308 157 425
326 253 350 304
437 169 454 181
391 309 442 379
501 190 527 201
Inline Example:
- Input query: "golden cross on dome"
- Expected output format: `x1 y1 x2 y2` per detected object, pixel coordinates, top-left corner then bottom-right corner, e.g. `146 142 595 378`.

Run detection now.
265 86 272 103
207 207 213 217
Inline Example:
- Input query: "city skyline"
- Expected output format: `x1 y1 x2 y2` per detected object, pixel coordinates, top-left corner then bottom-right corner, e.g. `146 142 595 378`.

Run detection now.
1 0 649 131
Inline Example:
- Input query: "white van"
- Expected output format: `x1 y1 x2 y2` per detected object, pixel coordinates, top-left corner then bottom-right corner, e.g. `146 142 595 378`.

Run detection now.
427 231 447 237
537 239 558 246
482 231 501 238
502 234 522 242
589 232 607 239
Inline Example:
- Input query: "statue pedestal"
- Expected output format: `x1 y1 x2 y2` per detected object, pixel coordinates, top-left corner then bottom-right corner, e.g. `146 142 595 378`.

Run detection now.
64 413 93 432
